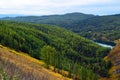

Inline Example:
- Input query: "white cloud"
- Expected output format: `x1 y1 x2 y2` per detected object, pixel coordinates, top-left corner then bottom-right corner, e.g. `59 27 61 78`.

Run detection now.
0 0 119 15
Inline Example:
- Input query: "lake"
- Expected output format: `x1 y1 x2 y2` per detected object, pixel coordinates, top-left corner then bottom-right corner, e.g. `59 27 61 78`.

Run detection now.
95 42 114 49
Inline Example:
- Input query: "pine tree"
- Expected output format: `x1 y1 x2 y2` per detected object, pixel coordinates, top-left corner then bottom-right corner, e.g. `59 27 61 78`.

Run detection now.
41 45 57 68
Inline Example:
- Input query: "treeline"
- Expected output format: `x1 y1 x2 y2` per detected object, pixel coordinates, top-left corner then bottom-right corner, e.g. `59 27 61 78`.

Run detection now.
0 20 111 78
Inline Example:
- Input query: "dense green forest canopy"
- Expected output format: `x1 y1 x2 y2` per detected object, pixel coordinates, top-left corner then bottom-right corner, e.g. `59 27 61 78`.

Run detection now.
2 13 120 43
75 14 120 42
0 20 111 78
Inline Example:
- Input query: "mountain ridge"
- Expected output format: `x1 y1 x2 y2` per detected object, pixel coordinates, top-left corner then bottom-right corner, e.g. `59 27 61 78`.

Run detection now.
2 12 120 43
0 12 95 29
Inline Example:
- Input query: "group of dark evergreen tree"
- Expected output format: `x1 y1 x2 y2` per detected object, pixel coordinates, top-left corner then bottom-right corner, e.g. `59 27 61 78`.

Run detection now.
0 20 112 79
41 45 98 80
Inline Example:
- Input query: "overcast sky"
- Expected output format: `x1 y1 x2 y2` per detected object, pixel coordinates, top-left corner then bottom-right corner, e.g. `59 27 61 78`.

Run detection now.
0 0 120 15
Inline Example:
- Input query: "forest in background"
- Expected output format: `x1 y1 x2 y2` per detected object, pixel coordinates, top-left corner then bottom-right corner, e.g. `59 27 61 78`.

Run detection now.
2 13 120 43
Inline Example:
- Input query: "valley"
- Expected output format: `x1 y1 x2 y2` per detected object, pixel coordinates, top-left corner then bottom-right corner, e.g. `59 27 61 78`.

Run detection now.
0 0 120 79
0 12 120 80
0 20 112 80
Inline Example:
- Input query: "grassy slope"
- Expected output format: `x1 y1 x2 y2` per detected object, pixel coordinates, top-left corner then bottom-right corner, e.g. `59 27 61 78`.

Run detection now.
0 45 70 80
104 40 120 80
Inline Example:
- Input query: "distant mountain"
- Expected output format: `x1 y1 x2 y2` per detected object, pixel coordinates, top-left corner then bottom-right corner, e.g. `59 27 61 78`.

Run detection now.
73 14 120 42
0 14 24 18
1 13 120 43
1 12 95 29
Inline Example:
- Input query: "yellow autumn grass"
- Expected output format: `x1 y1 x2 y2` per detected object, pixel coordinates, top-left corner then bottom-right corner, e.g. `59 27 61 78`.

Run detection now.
103 40 120 80
0 45 71 80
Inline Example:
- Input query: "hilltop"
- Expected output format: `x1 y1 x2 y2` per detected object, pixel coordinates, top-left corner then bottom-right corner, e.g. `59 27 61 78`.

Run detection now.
0 12 94 29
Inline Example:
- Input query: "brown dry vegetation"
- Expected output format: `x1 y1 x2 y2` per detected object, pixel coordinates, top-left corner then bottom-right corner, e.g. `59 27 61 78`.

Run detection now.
0 45 71 80
105 39 120 80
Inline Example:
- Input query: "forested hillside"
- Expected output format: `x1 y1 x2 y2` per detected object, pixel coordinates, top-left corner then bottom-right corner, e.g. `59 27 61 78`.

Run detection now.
0 20 111 79
1 12 94 29
2 13 120 43
75 14 120 43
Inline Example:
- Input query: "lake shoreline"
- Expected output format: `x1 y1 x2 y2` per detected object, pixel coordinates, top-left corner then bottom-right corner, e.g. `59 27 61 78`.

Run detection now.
93 40 116 46
95 42 113 49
